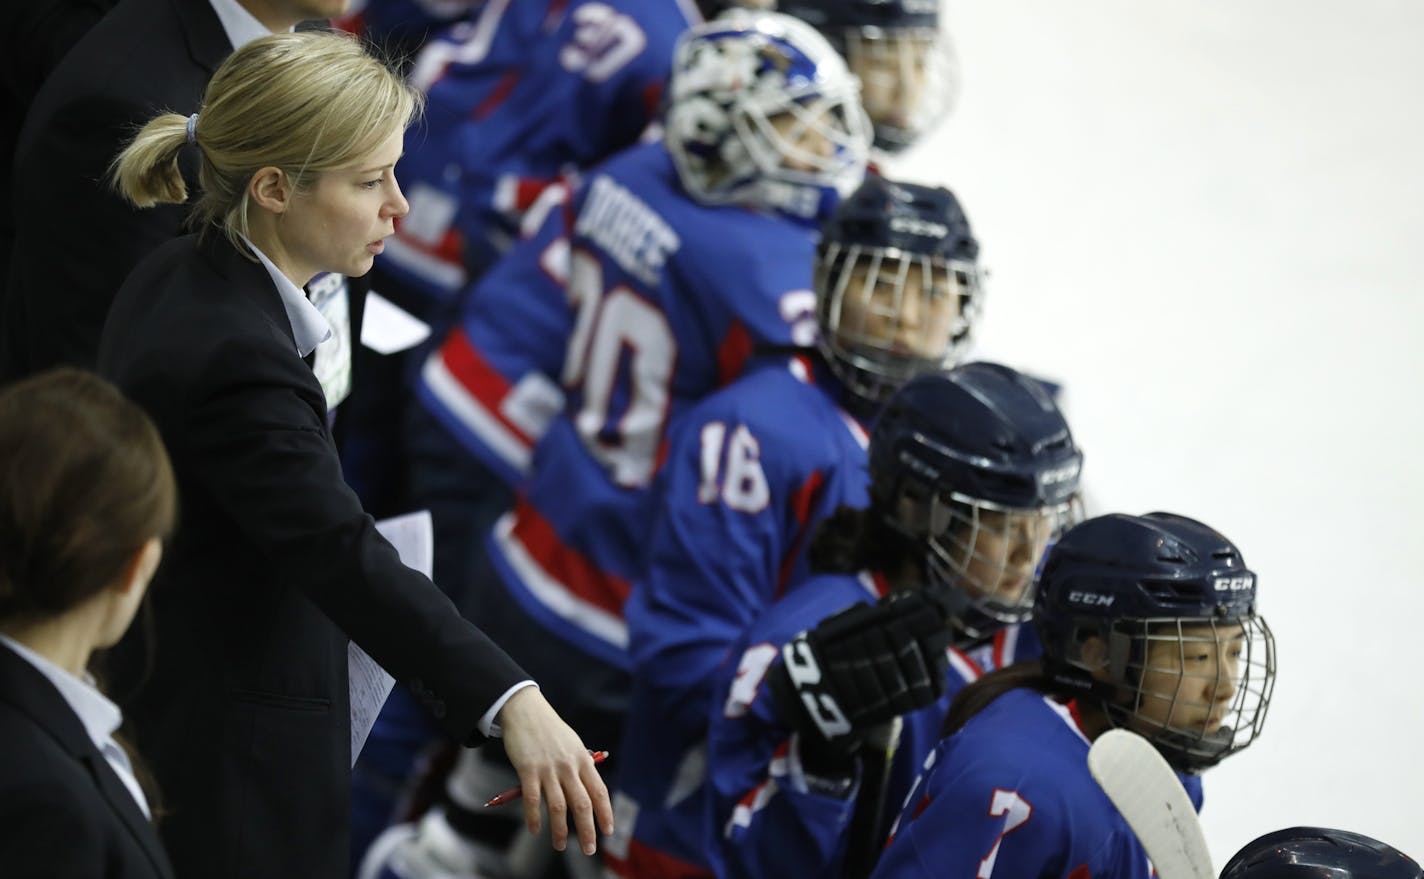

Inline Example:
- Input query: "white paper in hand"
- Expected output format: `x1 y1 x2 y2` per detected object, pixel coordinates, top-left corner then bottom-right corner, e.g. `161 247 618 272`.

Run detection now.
1087 728 1213 879
349 510 435 766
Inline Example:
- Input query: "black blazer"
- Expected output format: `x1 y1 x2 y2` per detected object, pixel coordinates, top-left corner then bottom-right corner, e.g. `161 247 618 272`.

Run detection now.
98 233 527 879
0 644 175 879
2 0 227 381
0 0 120 318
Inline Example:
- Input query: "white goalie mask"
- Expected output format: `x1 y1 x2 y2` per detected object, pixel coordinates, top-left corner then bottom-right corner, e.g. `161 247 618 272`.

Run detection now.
664 11 873 222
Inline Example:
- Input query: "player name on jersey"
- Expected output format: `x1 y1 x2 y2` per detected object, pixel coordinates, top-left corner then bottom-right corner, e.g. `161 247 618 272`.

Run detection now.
576 175 681 286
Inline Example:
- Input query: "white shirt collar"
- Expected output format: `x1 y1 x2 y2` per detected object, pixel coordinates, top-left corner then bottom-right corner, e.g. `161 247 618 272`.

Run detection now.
0 635 122 748
206 0 279 51
242 237 333 357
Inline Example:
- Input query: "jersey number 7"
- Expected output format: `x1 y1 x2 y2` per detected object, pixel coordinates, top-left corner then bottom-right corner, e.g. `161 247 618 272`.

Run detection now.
978 788 1033 879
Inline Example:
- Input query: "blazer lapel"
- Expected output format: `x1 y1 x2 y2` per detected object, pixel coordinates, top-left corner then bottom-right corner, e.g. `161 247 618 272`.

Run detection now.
196 233 337 435
80 750 175 878
0 648 174 878
198 233 300 352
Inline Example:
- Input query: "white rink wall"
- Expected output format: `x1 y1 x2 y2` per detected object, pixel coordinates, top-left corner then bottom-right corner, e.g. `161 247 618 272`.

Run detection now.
884 0 1424 867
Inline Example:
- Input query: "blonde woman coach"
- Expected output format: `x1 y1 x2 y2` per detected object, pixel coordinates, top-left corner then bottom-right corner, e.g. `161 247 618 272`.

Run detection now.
98 31 611 879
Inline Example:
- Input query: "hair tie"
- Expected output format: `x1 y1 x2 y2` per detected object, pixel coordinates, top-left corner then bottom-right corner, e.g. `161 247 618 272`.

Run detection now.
186 113 199 146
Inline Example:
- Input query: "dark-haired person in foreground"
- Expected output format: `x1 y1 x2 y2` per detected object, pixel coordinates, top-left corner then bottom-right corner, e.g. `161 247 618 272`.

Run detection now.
0 368 177 879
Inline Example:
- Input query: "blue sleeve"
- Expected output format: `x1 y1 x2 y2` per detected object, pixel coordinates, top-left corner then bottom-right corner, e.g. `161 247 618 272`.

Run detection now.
627 403 797 740
704 584 874 879
627 368 857 744
414 198 576 485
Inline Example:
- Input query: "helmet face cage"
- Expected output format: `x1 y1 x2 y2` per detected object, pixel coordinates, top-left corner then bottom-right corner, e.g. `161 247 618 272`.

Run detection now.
843 26 959 152
1065 614 1277 771
922 490 1083 638
665 16 872 217
815 241 982 404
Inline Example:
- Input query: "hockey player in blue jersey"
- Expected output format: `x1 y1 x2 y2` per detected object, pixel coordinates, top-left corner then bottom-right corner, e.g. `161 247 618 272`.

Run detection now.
388 0 948 517
871 512 1278 879
602 178 1069 876
336 0 696 517
699 363 1083 879
374 0 698 307
359 13 872 878
1220 827 1423 879
416 10 870 493
415 9 871 707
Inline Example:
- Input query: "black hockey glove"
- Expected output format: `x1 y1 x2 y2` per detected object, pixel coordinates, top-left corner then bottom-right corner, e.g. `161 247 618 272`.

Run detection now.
769 590 953 760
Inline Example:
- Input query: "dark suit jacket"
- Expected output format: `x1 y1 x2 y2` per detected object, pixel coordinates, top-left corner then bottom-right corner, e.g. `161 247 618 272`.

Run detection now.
0 644 175 879
2 0 227 381
97 233 528 879
0 0 120 316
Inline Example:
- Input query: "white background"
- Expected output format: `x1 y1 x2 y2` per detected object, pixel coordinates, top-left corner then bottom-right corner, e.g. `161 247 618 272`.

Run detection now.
887 0 1424 868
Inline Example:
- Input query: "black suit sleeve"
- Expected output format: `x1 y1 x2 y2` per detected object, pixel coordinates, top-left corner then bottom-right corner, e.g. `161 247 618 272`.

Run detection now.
179 331 528 743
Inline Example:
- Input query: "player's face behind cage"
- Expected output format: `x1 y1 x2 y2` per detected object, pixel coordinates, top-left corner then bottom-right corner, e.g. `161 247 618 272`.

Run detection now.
741 93 867 192
843 26 956 150
930 493 1081 629
896 485 1083 638
1110 617 1276 770
816 242 980 402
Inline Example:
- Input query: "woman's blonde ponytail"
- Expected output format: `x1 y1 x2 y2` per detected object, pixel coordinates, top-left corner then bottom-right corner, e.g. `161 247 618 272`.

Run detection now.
110 113 192 208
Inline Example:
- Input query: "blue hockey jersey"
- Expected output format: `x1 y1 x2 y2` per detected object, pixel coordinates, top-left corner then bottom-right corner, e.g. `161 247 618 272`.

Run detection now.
872 688 1206 879
705 592 1041 879
602 359 873 878
375 0 696 307
611 559 1039 879
418 141 824 490
421 143 828 666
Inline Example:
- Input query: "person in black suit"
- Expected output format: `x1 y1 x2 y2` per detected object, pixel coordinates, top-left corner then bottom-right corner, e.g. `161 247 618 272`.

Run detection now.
0 368 178 879
99 31 613 879
1 0 346 382
1 0 120 314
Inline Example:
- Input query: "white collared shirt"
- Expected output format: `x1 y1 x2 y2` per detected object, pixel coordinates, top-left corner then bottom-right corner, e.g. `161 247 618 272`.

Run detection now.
242 237 332 357
0 636 151 819
479 681 537 738
206 0 278 50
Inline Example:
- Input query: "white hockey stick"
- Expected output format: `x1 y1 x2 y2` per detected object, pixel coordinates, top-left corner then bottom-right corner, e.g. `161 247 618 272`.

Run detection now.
1087 729 1214 879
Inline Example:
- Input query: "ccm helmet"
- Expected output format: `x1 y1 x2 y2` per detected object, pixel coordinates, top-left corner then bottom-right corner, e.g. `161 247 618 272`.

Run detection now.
868 362 1083 639
1035 512 1277 771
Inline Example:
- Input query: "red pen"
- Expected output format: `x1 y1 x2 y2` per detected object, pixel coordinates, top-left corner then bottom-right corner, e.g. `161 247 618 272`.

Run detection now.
484 750 610 808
